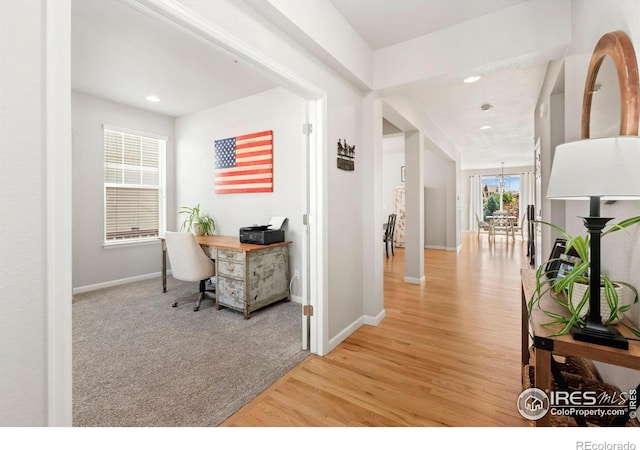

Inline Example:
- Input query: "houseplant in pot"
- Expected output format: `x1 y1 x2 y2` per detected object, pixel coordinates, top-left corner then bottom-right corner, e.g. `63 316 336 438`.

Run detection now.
179 203 215 236
529 217 640 337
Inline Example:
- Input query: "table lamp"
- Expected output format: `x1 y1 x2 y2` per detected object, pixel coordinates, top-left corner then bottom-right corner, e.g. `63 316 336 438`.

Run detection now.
546 136 640 349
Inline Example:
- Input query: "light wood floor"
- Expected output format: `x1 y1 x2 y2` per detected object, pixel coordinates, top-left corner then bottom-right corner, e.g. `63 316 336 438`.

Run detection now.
221 232 530 426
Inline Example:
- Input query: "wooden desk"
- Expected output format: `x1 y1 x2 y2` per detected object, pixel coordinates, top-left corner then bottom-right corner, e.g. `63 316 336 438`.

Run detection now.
160 235 291 319
521 268 640 426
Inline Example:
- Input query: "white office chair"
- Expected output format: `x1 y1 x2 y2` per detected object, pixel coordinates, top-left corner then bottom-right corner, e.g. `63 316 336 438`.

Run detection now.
164 231 216 311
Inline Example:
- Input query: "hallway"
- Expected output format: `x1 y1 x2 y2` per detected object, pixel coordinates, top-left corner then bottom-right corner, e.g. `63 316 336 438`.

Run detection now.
223 232 530 426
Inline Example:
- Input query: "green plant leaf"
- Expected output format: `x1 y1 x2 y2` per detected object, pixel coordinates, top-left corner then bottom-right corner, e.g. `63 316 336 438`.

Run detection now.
531 217 640 337
620 321 640 338
602 215 640 237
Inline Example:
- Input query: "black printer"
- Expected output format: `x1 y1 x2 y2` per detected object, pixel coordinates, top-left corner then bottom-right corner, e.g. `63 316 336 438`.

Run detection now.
239 225 285 245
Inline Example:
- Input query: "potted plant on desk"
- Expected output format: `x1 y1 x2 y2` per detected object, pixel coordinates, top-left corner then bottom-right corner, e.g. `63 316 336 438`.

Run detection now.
528 217 640 338
179 203 216 236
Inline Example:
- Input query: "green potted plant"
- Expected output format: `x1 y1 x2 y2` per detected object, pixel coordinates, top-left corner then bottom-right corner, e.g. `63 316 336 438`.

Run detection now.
529 217 640 338
179 203 215 236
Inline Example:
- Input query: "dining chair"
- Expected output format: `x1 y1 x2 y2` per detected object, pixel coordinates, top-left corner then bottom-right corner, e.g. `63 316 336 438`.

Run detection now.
384 213 397 258
512 214 527 240
164 231 216 311
475 212 492 239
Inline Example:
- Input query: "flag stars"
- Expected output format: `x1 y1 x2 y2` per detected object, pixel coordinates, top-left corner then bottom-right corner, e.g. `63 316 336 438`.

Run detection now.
215 138 236 169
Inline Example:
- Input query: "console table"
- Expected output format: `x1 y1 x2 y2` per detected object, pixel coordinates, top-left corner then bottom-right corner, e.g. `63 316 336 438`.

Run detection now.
160 235 291 319
521 268 640 426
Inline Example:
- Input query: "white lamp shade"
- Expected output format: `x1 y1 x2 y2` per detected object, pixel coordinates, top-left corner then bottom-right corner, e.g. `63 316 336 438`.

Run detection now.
547 136 640 200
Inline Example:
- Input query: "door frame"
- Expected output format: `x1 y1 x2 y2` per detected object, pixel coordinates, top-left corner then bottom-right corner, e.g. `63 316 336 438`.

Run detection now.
47 0 328 426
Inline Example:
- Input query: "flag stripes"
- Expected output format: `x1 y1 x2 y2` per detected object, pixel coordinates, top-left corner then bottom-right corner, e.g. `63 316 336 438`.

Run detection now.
214 130 273 194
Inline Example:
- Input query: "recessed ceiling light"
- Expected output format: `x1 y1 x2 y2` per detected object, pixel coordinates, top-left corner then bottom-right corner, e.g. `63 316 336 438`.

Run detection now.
480 125 492 130
146 95 160 103
464 76 481 83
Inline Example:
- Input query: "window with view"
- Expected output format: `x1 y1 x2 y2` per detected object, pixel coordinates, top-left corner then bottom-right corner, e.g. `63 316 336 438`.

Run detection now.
481 174 520 220
103 126 166 244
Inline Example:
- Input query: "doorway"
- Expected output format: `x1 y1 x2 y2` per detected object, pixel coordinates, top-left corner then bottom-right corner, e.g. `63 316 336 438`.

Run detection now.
48 0 328 425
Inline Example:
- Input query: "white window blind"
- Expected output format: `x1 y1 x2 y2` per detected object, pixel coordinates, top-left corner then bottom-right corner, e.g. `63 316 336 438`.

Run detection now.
103 126 166 244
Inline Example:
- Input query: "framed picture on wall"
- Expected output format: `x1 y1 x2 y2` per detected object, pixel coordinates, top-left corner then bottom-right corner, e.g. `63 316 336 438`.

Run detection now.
401 166 406 182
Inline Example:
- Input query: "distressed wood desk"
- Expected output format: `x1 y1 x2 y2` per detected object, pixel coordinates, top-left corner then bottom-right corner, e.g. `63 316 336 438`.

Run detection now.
521 268 640 426
160 235 291 319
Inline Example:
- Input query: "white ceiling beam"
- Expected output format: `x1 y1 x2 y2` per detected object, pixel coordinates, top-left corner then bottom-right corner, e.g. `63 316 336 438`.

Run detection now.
245 0 374 90
373 0 571 91
384 95 460 163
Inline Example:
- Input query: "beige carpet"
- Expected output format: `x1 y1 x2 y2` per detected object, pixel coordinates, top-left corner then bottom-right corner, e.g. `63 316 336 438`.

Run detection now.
72 276 308 426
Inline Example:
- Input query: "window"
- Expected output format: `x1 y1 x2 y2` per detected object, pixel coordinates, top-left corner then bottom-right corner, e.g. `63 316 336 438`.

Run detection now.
103 125 166 244
481 174 520 220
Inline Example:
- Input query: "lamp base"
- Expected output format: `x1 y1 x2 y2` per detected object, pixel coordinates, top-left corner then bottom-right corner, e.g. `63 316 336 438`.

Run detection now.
571 323 629 350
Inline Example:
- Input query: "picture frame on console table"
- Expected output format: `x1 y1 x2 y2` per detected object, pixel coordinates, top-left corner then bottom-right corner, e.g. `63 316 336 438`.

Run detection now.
544 238 566 279
544 238 581 283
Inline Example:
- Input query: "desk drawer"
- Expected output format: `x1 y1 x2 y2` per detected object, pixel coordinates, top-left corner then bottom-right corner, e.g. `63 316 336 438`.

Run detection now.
218 260 245 280
217 248 244 263
217 276 245 309
202 246 217 259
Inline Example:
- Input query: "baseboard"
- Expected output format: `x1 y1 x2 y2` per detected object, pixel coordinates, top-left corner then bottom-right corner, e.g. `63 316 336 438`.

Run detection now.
364 309 386 326
289 295 303 304
76 275 303 299
403 276 425 284
327 316 364 353
73 271 169 294
424 245 460 252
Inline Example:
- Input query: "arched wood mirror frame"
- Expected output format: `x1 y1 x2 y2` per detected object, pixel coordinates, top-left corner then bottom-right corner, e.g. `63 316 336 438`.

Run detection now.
581 30 640 138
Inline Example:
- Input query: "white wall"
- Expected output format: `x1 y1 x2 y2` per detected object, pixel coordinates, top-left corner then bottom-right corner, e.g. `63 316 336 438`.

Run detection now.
534 58 565 261
174 87 306 298
327 86 366 339
562 0 640 390
0 0 49 426
382 135 404 222
424 149 448 249
72 92 176 289
564 2 640 321
361 95 385 325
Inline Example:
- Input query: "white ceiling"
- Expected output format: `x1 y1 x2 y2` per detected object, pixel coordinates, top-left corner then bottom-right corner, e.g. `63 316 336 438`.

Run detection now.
329 0 528 50
71 0 279 117
72 0 553 170
330 0 550 170
408 58 548 169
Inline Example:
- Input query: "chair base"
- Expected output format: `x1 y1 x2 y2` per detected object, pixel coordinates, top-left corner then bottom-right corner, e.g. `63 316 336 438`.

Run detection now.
172 279 215 311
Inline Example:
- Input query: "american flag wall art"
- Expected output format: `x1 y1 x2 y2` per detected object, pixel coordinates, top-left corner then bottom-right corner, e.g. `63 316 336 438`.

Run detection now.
214 130 273 194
